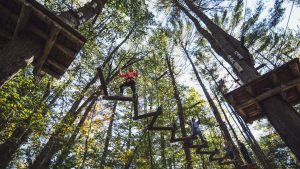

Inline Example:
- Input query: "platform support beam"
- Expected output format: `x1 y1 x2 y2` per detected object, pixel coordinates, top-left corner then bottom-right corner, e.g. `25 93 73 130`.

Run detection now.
13 1 32 39
33 27 61 75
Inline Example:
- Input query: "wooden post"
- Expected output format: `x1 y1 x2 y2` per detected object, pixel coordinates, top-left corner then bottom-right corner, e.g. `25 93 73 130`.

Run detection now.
13 1 32 39
33 26 61 75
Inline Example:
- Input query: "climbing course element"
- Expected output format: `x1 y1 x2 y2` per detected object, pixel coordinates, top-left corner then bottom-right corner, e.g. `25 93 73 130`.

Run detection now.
225 58 300 123
98 67 240 168
170 123 197 143
0 0 86 77
97 67 138 102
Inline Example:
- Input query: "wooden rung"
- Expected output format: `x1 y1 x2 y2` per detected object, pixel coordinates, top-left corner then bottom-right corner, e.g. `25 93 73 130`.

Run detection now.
102 95 136 102
148 127 173 131
46 59 66 73
97 67 108 96
236 77 300 110
133 111 159 120
13 1 32 39
33 26 61 75
196 149 218 155
184 143 208 149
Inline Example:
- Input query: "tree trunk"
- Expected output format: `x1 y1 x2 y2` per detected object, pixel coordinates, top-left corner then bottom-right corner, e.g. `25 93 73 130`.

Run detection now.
0 0 108 87
205 66 273 168
166 56 193 169
52 99 97 169
180 0 300 160
99 101 118 169
30 94 97 169
227 104 273 169
182 47 243 166
0 81 52 168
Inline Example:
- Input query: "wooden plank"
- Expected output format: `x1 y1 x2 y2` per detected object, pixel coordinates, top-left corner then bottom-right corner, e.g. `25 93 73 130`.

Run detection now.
196 150 218 155
28 26 76 59
46 59 66 73
226 95 237 105
24 0 86 43
270 73 279 85
245 86 254 96
0 3 76 59
33 26 61 75
97 67 108 96
14 0 86 46
236 77 300 110
288 62 300 77
41 66 60 78
133 111 159 120
184 143 208 149
13 1 32 39
102 95 136 102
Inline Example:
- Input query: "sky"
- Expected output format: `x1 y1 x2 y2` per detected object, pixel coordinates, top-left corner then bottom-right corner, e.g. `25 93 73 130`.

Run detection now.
78 0 300 139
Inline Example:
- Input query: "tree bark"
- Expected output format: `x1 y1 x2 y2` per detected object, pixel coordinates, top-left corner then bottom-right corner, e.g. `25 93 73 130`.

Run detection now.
182 46 243 166
52 99 97 169
99 101 118 169
179 0 300 160
0 81 52 168
166 56 193 169
30 94 97 169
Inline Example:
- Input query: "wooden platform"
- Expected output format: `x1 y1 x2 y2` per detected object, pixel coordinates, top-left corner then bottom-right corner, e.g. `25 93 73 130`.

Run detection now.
224 58 300 123
0 0 86 78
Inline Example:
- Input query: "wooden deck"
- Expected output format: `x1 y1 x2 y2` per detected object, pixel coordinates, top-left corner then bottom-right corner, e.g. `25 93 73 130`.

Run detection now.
225 58 300 123
0 0 86 78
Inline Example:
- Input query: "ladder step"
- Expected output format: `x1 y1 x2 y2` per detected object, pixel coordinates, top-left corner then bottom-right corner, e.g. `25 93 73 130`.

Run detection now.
102 95 137 102
184 143 208 149
196 149 218 155
133 111 159 120
148 126 173 131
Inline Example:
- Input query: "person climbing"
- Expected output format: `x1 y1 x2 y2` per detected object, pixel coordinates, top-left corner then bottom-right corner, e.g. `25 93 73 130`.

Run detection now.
118 67 138 97
238 140 253 164
189 118 207 145
222 141 235 162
